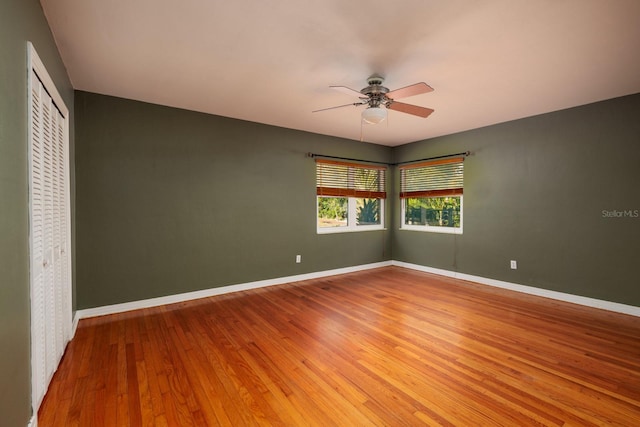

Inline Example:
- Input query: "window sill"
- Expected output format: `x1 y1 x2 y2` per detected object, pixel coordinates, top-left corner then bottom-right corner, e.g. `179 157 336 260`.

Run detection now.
317 227 387 235
400 226 463 235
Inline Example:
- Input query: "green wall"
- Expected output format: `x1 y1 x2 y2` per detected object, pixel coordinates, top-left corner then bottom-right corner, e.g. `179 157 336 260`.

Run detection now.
75 91 392 309
1 3 637 425
76 92 640 310
393 93 640 306
0 0 74 425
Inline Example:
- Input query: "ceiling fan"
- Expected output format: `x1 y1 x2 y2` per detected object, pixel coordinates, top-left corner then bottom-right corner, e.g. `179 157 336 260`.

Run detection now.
313 75 435 124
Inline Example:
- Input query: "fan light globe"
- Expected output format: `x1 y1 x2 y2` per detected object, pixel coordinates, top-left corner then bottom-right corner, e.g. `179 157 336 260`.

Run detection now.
362 107 387 125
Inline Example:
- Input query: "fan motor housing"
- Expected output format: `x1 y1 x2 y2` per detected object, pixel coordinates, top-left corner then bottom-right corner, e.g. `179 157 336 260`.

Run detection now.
361 76 389 97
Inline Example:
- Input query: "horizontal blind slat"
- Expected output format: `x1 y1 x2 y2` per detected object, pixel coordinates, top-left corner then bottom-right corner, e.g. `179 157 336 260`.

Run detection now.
316 160 386 199
400 158 463 198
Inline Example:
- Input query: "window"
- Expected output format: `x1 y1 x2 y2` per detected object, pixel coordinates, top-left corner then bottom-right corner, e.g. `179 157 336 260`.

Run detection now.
316 159 386 233
400 157 464 234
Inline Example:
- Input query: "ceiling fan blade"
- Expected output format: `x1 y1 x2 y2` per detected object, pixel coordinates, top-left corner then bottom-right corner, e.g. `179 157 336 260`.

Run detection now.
312 102 366 113
330 86 365 98
387 101 434 118
386 82 434 100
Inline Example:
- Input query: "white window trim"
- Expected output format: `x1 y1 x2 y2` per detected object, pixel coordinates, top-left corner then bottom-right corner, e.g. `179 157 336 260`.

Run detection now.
317 197 386 234
400 196 463 235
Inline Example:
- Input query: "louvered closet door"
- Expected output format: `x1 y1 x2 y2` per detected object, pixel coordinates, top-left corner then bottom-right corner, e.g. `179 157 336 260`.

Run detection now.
29 61 72 411
30 70 47 407
53 99 72 358
41 78 57 387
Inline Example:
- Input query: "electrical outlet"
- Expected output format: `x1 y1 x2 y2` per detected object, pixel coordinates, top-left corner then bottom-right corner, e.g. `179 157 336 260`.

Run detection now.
296 255 301 263
510 260 517 270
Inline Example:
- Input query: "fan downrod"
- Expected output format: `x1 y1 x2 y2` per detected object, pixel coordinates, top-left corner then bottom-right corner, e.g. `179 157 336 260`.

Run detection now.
366 75 384 86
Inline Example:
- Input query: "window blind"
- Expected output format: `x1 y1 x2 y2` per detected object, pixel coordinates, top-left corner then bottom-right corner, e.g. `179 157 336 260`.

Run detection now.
400 157 464 198
316 159 387 199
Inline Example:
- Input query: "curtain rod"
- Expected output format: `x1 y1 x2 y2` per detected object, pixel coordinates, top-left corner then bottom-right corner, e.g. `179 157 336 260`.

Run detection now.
395 151 470 166
307 151 470 166
306 153 391 166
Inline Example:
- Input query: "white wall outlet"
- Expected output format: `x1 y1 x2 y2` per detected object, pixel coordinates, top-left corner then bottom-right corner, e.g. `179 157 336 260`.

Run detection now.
296 255 301 263
510 260 517 269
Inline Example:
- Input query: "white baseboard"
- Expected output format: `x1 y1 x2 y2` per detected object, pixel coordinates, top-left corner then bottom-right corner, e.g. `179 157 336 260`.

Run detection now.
392 261 640 317
74 260 639 321
75 261 392 320
71 312 80 338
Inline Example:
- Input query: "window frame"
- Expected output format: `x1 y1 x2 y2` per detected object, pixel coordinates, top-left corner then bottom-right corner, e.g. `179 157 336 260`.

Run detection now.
317 196 385 234
401 196 463 234
399 157 464 234
316 159 387 234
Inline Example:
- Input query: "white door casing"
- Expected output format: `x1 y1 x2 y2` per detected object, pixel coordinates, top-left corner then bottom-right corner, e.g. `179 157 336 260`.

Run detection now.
27 42 72 415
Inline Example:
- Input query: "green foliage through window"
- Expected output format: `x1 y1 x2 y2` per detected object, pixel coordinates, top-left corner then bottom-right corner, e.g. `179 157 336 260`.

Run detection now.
404 197 461 228
318 197 347 227
356 198 380 225
317 197 383 229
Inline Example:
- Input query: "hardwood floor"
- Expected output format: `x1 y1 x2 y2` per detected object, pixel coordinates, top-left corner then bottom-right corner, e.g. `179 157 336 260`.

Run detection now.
39 267 640 426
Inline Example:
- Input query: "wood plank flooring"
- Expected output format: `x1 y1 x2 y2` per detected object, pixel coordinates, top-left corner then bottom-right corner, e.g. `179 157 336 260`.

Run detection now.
39 267 640 426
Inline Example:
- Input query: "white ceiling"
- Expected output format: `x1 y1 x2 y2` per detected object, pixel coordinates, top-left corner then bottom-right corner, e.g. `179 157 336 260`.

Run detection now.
41 0 640 146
